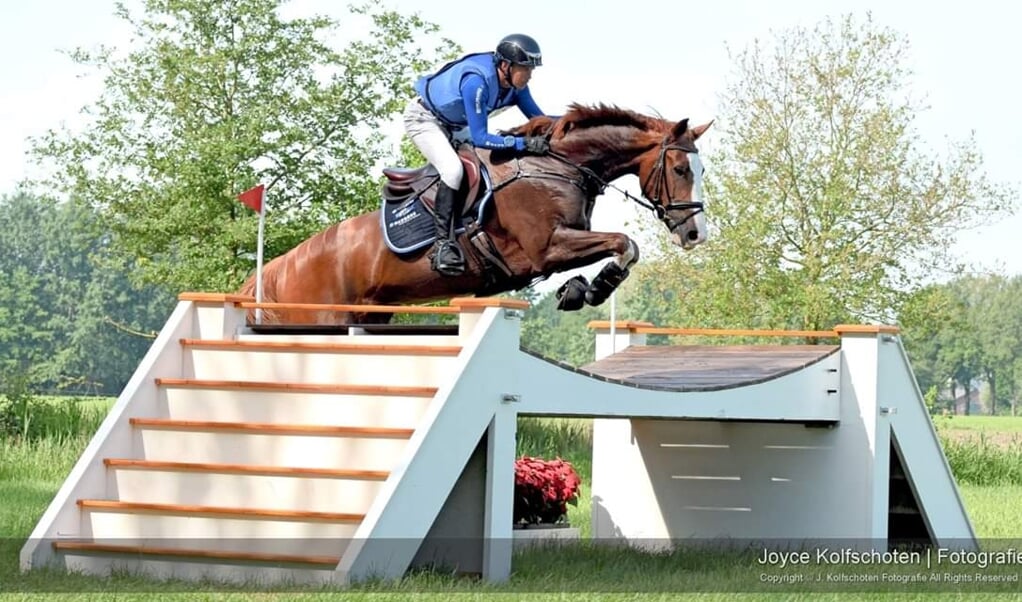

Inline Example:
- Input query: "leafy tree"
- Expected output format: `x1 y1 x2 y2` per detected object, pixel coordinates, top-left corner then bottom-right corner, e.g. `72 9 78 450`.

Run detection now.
0 193 174 395
946 275 1022 415
625 13 1015 333
900 275 1022 415
520 290 607 368
900 283 975 413
976 276 1022 414
31 0 455 293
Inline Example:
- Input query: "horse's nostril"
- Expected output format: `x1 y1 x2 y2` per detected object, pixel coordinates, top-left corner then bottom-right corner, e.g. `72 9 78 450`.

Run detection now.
687 230 699 241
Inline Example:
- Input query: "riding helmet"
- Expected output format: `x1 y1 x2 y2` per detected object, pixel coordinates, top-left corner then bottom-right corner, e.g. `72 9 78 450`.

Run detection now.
495 34 543 67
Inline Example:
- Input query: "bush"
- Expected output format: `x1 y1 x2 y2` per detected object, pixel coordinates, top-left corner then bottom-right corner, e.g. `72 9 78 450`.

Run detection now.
1 373 108 442
941 433 1022 486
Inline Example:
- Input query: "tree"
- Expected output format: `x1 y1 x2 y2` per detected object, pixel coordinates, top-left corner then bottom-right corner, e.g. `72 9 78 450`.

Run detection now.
31 0 455 293
0 193 174 394
900 283 976 414
520 291 607 368
624 13 1016 332
948 275 1022 415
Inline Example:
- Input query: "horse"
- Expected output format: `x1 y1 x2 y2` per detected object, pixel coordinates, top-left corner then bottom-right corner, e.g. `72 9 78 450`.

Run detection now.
238 103 712 324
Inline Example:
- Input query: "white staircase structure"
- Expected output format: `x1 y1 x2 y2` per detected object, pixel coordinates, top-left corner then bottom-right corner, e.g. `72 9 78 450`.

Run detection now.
20 294 975 586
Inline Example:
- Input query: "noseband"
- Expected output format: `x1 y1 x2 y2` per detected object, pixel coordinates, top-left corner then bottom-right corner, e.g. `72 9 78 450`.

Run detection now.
640 138 705 233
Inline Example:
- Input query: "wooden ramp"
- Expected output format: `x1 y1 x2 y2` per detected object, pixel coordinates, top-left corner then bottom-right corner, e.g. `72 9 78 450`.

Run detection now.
585 322 975 556
579 344 840 391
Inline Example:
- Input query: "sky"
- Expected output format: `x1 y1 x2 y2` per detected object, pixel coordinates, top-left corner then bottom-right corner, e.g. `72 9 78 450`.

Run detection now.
2 0 1020 289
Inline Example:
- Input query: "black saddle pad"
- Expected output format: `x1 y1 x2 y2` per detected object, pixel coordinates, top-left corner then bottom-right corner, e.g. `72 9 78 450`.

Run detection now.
381 167 494 254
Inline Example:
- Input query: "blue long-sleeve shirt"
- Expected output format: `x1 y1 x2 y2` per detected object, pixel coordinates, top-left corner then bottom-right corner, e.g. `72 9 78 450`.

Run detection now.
459 73 546 151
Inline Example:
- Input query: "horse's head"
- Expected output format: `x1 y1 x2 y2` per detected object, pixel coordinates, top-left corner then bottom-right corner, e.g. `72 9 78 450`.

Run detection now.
508 104 713 250
637 118 713 250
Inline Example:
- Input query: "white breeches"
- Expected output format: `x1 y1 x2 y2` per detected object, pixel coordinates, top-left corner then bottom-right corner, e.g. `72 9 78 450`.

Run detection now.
403 98 465 189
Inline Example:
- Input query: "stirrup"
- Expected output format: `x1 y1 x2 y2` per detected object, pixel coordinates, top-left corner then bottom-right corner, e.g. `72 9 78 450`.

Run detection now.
431 240 466 276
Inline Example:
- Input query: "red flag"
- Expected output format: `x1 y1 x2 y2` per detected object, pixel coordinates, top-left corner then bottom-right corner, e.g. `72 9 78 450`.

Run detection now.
237 184 264 213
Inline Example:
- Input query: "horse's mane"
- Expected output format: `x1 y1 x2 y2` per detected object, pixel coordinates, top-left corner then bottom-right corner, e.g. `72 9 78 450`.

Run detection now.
504 103 666 140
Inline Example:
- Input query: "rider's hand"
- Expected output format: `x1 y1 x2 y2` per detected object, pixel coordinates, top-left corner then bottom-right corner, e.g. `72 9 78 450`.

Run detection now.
520 136 551 155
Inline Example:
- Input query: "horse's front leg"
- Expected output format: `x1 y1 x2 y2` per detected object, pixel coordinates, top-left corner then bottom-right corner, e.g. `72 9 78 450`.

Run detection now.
535 228 641 310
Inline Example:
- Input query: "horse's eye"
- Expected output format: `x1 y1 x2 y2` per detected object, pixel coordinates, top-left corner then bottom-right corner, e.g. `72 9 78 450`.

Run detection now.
673 165 690 177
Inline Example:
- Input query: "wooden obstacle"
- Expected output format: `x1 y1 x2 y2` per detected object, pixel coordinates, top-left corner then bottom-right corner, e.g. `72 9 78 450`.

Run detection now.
585 322 975 552
20 294 975 586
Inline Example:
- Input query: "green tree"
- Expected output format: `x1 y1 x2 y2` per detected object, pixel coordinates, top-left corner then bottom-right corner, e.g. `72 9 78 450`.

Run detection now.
900 283 974 414
31 0 455 293
900 275 1022 415
950 274 1022 415
0 193 174 395
520 290 607 367
626 13 1015 332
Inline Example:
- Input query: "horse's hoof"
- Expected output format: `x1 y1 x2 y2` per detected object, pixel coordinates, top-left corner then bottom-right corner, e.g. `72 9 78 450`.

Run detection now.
584 263 630 306
556 275 588 311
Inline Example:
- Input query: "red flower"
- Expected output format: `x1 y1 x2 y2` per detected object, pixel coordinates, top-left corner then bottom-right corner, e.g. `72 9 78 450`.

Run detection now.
513 456 581 525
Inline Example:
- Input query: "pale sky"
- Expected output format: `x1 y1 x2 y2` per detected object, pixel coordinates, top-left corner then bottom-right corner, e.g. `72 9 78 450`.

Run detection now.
2 0 1020 288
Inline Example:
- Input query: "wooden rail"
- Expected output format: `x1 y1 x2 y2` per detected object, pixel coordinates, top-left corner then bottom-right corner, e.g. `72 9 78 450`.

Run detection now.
155 378 438 397
179 339 462 356
77 499 365 523
237 301 460 315
633 327 840 338
52 542 340 567
129 418 415 438
103 459 390 480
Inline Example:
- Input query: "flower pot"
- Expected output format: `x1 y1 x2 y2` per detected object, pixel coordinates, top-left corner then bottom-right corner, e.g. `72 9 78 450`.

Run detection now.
512 523 581 551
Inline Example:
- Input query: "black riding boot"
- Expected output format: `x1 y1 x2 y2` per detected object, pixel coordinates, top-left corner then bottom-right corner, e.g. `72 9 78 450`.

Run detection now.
431 181 466 276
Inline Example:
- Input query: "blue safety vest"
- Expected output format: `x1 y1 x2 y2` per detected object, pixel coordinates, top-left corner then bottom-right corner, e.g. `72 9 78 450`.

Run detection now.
414 53 519 126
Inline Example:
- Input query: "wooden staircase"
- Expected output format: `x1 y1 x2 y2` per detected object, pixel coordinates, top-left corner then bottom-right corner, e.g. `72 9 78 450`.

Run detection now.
23 293 480 585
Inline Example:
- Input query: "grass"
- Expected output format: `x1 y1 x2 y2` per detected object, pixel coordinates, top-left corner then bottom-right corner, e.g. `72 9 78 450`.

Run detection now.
959 483 1022 538
2 408 1021 598
934 415 1022 434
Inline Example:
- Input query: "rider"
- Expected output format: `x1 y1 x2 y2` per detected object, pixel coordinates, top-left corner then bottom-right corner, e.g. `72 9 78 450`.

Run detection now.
405 33 554 276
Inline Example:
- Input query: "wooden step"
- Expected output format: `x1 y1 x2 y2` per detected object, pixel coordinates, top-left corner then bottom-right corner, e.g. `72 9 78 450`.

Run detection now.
52 542 339 567
105 461 384 514
180 339 461 356
155 378 437 397
181 340 456 387
155 380 433 429
103 459 389 480
129 418 414 438
128 419 412 470
76 500 362 557
77 499 365 523
247 323 459 336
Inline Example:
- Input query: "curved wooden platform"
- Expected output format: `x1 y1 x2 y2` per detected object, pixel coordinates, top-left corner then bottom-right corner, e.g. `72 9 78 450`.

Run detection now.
578 344 840 392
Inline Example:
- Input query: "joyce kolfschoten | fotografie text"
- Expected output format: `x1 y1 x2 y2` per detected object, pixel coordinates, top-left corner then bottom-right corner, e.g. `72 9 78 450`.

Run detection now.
755 547 1022 588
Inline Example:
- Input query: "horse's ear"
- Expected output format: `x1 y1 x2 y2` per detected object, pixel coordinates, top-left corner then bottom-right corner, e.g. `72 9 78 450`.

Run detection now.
690 120 714 140
552 116 575 139
670 118 690 140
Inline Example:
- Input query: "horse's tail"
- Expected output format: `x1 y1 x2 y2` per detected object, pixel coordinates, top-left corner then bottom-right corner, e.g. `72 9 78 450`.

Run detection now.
237 255 283 323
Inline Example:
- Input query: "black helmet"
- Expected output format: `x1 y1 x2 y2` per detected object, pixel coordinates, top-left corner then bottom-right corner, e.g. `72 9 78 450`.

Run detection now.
495 34 543 67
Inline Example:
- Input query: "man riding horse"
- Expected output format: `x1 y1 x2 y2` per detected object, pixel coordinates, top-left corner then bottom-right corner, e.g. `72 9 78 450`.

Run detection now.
238 46 712 325
405 33 554 276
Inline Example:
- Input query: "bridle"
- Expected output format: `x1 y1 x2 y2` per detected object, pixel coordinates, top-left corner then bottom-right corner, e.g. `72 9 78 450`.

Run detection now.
544 134 705 233
640 137 705 234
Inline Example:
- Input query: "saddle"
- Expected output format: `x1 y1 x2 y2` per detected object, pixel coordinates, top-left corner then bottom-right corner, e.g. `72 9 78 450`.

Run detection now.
382 148 484 217
379 147 512 282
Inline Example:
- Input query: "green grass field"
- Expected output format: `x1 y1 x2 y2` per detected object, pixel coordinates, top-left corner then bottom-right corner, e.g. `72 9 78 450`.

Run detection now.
935 414 1022 436
1 404 1021 599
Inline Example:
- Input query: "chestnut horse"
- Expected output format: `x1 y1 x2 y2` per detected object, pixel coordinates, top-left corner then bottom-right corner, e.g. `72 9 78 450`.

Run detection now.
238 103 712 324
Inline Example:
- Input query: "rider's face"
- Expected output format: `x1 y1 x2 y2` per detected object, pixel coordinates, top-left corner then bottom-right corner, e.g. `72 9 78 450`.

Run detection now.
504 63 534 90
